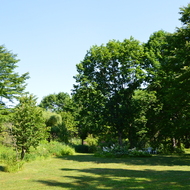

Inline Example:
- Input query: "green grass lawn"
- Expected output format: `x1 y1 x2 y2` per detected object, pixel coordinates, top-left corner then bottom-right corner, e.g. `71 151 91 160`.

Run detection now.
1 153 190 190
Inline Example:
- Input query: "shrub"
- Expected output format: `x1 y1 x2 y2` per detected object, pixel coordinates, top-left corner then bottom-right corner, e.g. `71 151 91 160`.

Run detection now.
85 135 98 146
157 143 185 155
0 144 14 162
85 135 98 153
174 147 185 154
69 138 81 146
75 145 89 153
0 144 24 172
0 141 75 172
95 151 114 158
24 141 75 161
95 144 128 158
3 156 24 172
95 144 152 158
58 145 75 156
128 148 152 157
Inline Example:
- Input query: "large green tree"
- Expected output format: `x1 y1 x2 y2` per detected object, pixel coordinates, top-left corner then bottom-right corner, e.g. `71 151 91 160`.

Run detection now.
39 92 72 113
73 38 147 146
162 4 190 148
72 3 190 150
72 86 105 144
130 89 159 149
43 111 62 141
0 45 29 134
11 95 47 159
143 4 190 149
40 92 77 142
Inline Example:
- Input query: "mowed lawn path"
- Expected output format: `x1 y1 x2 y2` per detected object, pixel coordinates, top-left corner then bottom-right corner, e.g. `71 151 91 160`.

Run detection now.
1 153 190 190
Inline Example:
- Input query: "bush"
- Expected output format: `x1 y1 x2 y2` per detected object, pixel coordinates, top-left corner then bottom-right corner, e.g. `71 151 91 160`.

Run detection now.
0 144 14 162
69 138 81 146
174 147 185 154
95 144 152 158
157 143 185 155
85 135 98 146
0 144 23 172
58 145 75 156
85 135 98 153
3 156 24 173
95 144 128 158
0 141 75 172
24 141 75 161
95 151 114 158
75 145 89 153
128 148 152 157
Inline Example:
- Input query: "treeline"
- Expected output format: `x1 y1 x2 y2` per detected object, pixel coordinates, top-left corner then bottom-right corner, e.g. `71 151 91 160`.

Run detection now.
72 4 190 151
0 4 190 159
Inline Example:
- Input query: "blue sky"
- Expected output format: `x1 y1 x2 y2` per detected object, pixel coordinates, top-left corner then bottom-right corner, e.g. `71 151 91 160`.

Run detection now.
0 0 189 103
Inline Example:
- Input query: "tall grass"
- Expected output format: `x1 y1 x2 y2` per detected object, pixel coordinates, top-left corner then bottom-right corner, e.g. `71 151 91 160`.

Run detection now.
0 144 23 172
0 141 75 172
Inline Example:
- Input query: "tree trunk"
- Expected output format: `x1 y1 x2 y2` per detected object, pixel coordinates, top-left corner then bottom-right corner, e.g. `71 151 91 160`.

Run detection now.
21 147 26 160
177 138 181 149
118 131 123 146
184 135 190 148
172 138 176 148
128 125 137 148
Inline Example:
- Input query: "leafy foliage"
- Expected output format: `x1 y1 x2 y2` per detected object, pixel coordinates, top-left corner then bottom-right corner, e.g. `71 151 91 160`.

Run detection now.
73 38 147 147
74 144 89 153
11 95 48 159
72 3 190 152
0 141 75 172
95 144 151 158
0 45 29 105
0 45 29 134
39 92 73 113
40 92 77 143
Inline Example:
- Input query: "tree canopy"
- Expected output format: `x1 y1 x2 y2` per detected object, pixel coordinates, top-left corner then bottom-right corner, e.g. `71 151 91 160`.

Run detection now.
39 92 72 113
0 46 29 106
73 38 147 146
11 95 47 159
72 3 190 150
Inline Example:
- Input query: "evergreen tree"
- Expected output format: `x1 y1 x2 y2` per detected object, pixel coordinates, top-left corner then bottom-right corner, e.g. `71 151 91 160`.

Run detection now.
0 46 29 105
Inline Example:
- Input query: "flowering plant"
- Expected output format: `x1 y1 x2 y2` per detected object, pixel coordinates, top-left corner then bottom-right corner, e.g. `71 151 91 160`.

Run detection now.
95 145 152 158
128 147 151 157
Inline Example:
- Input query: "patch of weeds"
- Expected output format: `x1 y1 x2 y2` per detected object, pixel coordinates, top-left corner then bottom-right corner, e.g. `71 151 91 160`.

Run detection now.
4 159 24 173
0 141 75 172
25 141 75 161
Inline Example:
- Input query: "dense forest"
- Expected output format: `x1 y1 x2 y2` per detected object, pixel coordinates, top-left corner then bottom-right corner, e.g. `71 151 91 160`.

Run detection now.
0 4 190 161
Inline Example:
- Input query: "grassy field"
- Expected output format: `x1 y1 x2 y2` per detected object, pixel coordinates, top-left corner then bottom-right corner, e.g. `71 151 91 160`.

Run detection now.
1 153 190 190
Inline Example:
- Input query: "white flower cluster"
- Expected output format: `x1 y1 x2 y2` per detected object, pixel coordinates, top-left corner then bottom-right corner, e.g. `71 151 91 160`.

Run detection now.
99 144 154 157
102 144 115 152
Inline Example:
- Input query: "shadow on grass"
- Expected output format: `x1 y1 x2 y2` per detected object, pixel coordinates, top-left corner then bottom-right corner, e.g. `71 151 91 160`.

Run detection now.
35 154 190 190
36 168 190 190
0 165 4 172
59 153 190 166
